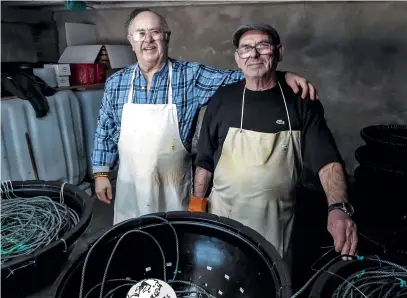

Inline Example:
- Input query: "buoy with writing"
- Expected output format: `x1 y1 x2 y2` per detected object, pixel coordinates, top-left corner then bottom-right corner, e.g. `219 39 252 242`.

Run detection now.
126 279 177 298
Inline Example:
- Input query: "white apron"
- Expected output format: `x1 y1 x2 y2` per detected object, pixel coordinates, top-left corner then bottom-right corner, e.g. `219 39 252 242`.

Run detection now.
208 82 302 265
114 62 192 224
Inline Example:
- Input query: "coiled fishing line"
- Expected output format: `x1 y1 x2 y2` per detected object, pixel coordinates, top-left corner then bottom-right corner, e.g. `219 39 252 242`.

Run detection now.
79 215 215 298
1 181 79 263
291 253 407 298
332 256 407 298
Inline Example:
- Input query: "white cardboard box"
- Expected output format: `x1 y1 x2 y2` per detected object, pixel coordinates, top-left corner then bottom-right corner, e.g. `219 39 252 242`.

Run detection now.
58 45 136 69
44 63 71 76
56 75 70 87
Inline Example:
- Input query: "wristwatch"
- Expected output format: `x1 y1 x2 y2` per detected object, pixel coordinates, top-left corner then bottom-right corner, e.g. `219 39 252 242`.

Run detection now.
328 202 355 217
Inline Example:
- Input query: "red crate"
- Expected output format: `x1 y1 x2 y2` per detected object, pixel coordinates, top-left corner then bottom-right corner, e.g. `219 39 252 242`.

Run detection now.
70 63 105 86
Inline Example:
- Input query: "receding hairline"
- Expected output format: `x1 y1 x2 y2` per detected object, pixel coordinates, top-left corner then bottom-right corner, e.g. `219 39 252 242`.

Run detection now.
127 10 169 34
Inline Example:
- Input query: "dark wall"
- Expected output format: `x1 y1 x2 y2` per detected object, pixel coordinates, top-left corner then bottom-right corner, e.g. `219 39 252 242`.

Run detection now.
53 2 407 175
1 7 58 63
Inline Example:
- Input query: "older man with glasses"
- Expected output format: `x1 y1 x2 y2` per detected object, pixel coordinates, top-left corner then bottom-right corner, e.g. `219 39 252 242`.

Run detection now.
190 24 357 268
92 9 319 225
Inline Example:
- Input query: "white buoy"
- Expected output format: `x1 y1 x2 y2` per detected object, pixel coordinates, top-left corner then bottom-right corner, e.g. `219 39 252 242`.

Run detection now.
126 279 177 298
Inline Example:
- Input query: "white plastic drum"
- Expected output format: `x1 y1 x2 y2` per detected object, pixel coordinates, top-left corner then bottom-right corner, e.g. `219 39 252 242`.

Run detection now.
1 90 86 184
75 89 104 177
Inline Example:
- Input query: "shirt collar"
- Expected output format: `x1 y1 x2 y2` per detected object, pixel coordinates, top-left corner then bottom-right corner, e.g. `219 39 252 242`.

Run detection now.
133 59 170 79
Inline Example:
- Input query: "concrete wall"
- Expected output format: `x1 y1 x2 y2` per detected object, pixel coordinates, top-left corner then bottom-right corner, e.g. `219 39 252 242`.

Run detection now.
53 2 407 174
1 7 58 63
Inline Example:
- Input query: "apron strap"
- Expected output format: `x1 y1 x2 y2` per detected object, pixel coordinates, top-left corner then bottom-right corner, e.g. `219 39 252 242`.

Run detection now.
240 81 292 135
167 61 173 105
240 86 246 132
277 81 292 135
128 65 138 104
127 61 174 105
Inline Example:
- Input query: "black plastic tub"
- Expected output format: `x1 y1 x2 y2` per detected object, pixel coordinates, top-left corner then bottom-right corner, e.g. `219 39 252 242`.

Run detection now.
309 256 407 298
353 165 406 192
1 180 93 298
55 212 292 298
355 145 407 174
360 124 407 152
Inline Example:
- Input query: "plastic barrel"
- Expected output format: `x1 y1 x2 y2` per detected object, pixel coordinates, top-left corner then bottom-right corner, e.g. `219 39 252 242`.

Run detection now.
1 180 93 298
355 145 407 174
55 212 292 298
360 124 407 152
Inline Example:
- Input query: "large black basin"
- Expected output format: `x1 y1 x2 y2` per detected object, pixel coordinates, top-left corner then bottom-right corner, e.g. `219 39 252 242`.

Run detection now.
360 124 407 152
1 180 93 298
55 212 292 298
309 255 407 297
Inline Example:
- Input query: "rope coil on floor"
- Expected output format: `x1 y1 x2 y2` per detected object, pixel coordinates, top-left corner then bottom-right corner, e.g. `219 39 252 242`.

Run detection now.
1 181 80 264
79 215 215 298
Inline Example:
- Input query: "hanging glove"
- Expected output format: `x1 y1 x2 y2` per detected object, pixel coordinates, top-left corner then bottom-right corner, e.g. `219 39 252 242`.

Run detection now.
188 195 208 212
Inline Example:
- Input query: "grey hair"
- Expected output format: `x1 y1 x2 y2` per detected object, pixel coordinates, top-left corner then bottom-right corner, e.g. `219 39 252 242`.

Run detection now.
126 8 170 35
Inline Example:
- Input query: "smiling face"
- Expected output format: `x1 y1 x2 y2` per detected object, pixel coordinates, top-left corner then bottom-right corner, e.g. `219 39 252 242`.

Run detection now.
234 30 283 80
128 11 168 70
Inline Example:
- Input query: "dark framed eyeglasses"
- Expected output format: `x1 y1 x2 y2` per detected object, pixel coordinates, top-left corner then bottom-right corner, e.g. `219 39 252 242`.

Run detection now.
236 42 275 59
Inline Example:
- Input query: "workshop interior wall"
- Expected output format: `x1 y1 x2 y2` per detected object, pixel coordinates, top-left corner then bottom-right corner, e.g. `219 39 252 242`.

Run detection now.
1 7 58 63
52 2 406 174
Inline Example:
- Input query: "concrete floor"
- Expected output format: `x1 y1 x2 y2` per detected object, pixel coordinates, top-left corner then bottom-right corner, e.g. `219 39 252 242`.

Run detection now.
28 183 331 298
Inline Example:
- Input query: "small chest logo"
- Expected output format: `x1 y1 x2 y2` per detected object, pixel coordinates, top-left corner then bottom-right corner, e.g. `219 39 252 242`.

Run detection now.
281 144 288 152
276 119 285 125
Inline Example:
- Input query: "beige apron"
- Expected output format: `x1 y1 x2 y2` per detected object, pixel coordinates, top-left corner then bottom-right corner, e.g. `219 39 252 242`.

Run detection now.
209 82 302 263
114 62 192 224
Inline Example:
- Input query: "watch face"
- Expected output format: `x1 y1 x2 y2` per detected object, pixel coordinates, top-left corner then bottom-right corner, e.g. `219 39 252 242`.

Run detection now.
345 203 355 215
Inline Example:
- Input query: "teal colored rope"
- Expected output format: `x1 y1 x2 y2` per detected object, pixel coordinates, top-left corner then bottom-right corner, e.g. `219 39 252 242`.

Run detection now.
1 183 79 264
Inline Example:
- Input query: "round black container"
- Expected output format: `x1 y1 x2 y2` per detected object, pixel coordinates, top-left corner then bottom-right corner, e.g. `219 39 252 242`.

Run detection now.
1 180 93 298
351 172 407 261
355 145 407 174
55 212 292 298
309 256 407 297
353 165 406 196
360 124 407 152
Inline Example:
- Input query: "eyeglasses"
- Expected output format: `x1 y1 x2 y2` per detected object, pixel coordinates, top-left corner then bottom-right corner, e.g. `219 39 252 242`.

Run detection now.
236 42 275 59
129 29 170 42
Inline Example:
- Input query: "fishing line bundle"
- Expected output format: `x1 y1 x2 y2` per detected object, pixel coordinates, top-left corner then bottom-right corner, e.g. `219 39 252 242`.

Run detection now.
55 212 292 298
1 181 79 263
1 180 93 298
291 253 407 298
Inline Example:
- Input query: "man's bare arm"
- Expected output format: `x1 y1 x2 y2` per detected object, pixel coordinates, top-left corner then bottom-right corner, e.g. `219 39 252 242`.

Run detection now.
194 167 213 198
318 162 348 205
319 162 357 257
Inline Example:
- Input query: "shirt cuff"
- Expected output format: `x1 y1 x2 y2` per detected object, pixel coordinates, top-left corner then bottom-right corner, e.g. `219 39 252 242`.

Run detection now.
194 157 215 173
93 165 110 174
314 155 345 176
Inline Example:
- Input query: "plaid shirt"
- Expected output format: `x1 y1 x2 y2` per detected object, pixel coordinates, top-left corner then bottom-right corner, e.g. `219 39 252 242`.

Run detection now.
92 58 245 172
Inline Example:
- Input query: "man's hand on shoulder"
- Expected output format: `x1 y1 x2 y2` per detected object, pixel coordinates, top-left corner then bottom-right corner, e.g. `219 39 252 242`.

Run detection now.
284 72 319 100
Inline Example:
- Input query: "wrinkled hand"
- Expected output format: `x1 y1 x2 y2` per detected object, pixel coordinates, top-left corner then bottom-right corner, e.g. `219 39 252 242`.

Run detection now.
285 72 319 100
327 210 358 260
95 176 113 204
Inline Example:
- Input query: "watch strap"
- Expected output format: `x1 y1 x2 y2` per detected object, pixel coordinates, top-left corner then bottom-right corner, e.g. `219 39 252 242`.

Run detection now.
328 202 354 217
